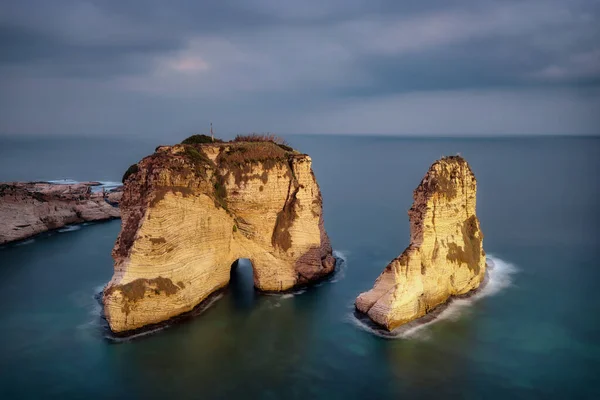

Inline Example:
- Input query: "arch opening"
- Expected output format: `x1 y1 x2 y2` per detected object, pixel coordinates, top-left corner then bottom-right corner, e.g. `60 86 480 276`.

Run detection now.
229 258 257 310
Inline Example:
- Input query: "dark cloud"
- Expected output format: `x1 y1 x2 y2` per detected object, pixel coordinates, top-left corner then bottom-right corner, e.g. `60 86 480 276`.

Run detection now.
0 0 598 135
340 33 600 98
2 0 598 85
0 24 181 78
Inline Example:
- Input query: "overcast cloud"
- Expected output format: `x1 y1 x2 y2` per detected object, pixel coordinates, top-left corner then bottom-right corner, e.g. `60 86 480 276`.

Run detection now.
1 0 599 137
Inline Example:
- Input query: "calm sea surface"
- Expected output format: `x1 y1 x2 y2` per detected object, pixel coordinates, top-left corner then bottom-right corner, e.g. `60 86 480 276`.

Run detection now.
0 135 599 399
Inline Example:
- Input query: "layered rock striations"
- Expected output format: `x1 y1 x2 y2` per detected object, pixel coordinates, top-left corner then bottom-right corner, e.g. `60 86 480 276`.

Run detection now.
355 156 486 331
103 140 335 333
0 182 122 244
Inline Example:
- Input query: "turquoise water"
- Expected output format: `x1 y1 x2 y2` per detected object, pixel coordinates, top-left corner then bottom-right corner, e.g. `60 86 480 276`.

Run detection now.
0 135 599 399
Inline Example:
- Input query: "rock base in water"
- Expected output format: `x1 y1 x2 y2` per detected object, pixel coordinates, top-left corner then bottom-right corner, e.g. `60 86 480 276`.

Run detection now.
355 156 486 331
103 140 335 334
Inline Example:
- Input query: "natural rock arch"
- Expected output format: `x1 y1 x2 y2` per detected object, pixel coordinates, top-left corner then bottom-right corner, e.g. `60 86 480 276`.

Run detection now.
103 141 335 334
228 259 257 308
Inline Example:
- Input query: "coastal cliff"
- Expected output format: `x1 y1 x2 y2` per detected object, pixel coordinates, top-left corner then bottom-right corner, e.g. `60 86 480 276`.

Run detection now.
103 139 335 333
0 182 122 244
355 156 486 331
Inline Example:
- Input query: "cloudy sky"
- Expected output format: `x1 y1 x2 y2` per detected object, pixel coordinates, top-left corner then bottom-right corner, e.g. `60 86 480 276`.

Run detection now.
1 0 599 137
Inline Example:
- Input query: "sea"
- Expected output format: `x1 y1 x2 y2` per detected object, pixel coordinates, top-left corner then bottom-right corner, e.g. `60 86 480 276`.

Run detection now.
0 134 598 399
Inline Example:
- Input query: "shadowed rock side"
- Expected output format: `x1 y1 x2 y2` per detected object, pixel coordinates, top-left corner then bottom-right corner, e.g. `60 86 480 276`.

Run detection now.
103 141 335 333
0 182 122 244
355 156 486 331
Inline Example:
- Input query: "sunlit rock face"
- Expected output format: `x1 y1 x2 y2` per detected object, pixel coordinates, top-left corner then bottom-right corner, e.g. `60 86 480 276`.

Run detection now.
103 141 335 334
355 156 486 331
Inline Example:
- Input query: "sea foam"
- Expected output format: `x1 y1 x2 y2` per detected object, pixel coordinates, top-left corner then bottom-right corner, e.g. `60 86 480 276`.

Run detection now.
349 255 517 340
45 179 122 193
330 250 348 283
46 179 80 185
91 181 122 193
58 225 82 233
104 293 227 343
15 239 35 246
89 250 350 340
264 249 348 299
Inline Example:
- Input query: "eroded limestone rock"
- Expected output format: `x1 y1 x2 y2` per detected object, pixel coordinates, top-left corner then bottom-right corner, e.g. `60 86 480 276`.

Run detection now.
0 182 121 244
355 156 486 331
103 141 335 333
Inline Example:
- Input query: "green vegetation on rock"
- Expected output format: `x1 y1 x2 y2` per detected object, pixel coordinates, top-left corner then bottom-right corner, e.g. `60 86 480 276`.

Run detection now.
184 146 213 167
181 134 223 144
213 179 228 210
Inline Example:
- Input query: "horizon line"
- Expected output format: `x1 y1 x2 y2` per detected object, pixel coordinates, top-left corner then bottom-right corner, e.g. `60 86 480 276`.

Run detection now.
1 132 599 140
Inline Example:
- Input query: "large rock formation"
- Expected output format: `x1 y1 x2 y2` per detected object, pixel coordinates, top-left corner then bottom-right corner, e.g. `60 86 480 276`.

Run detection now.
103 140 335 334
355 156 486 331
0 182 122 244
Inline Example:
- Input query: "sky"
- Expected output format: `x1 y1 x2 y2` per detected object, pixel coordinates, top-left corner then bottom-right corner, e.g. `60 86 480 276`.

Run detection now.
0 0 599 137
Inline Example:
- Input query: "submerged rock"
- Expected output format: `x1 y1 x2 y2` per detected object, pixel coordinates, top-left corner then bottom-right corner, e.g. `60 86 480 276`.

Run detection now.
355 156 486 331
0 182 122 244
103 140 335 334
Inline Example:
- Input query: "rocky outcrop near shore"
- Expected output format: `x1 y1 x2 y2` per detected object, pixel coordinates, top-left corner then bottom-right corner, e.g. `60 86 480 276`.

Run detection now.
0 182 122 244
103 140 335 334
355 156 486 331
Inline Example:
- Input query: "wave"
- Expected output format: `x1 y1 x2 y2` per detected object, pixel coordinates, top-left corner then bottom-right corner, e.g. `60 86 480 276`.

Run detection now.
94 287 225 343
58 225 82 233
74 285 107 335
83 282 226 342
94 284 106 295
330 250 348 283
91 181 122 193
348 255 517 340
263 249 348 299
264 288 307 300
279 290 305 300
45 179 122 193
46 179 79 185
104 293 229 343
84 249 350 339
103 292 226 343
15 239 35 246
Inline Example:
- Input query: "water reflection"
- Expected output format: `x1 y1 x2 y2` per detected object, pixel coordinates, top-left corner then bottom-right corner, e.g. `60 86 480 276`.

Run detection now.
382 315 476 397
104 258 327 398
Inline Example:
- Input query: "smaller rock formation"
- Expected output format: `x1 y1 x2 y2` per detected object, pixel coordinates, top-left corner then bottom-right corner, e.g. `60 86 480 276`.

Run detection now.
355 156 486 331
0 182 122 244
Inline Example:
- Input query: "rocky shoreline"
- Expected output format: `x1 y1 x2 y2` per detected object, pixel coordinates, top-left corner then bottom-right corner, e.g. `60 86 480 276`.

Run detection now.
0 181 122 245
